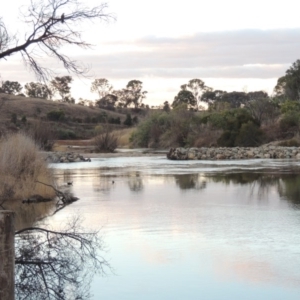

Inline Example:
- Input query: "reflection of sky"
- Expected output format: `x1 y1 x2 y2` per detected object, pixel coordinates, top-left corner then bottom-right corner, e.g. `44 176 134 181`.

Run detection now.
49 159 300 299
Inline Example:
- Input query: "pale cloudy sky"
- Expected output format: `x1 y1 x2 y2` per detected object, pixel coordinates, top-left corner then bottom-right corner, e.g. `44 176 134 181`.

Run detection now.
1 0 300 105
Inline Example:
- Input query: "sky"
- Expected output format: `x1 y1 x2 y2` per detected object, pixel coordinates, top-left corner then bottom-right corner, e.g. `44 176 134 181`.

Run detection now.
1 0 300 106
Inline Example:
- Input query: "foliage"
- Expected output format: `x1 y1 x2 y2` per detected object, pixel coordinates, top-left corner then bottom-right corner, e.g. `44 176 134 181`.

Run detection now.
203 90 268 109
163 101 171 112
172 90 196 109
96 94 118 109
279 111 300 137
234 121 263 146
91 78 113 99
0 80 22 95
116 80 147 110
180 78 211 110
47 109 65 121
207 108 262 147
275 59 300 101
50 76 74 102
124 114 133 126
24 82 52 99
11 113 17 124
280 100 300 114
130 106 199 148
245 97 278 125
57 129 77 139
0 0 113 80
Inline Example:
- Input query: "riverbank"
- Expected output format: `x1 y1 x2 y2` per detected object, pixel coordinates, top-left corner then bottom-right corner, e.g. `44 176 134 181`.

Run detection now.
167 146 300 160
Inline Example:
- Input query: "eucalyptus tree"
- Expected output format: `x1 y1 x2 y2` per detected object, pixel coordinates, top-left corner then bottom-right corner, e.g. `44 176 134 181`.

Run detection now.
25 82 52 99
91 78 113 99
275 59 300 101
0 80 22 95
50 76 74 103
181 78 211 110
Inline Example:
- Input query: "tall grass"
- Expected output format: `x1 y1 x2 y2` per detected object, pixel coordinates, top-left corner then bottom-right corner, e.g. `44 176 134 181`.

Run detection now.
0 133 55 202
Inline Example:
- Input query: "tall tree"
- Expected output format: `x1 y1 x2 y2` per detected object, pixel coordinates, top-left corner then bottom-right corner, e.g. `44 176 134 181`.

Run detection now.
275 59 300 101
181 78 211 110
172 90 196 109
91 78 113 99
50 76 74 103
0 0 114 80
24 82 52 99
118 80 147 109
0 80 22 95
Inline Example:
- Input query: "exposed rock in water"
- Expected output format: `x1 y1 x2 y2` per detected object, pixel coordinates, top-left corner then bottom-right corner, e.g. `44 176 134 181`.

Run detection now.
46 152 91 163
167 146 300 160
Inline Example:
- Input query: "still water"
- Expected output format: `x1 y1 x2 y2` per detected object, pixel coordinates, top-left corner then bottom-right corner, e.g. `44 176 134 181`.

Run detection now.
49 156 300 300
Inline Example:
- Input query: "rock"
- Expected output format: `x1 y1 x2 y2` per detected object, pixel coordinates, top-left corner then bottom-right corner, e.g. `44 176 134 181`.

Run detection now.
167 146 300 161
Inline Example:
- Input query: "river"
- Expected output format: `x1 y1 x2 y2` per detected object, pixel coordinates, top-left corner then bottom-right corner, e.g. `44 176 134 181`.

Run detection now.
48 155 300 300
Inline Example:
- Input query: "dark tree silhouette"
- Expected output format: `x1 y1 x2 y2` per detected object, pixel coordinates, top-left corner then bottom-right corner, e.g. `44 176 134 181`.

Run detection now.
0 0 114 80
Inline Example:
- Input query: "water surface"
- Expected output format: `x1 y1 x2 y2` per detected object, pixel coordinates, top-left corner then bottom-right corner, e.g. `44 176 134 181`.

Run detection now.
49 156 300 299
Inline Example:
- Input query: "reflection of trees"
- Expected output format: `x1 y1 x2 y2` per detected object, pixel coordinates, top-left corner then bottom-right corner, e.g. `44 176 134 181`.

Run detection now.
278 175 300 206
174 174 207 190
15 216 109 300
128 173 143 192
209 172 300 206
93 175 114 194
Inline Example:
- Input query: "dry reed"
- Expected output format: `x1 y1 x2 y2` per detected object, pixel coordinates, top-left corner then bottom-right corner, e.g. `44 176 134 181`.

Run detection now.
0 133 55 202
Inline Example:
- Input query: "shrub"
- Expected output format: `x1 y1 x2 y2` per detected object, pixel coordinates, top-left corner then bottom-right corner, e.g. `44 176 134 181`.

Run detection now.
47 109 65 121
93 129 118 153
279 138 300 147
234 121 263 146
124 114 133 126
279 112 300 137
57 129 77 139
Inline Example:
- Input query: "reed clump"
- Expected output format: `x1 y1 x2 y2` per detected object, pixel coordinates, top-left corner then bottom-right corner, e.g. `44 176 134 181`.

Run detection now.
0 133 55 202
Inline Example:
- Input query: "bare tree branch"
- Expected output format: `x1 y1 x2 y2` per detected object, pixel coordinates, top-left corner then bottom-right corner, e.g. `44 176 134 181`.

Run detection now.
0 0 115 80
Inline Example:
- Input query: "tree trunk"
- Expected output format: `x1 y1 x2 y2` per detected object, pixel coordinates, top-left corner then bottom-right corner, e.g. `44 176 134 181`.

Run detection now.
0 211 15 300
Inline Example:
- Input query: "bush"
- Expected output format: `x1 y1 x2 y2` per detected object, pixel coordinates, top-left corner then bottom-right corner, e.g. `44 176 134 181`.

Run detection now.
279 112 300 137
93 129 118 153
124 114 133 126
234 121 263 146
279 138 300 147
47 110 65 121
57 129 77 139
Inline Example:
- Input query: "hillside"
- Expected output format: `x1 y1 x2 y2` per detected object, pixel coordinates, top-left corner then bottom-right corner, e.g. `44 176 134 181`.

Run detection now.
0 93 124 120
0 93 128 139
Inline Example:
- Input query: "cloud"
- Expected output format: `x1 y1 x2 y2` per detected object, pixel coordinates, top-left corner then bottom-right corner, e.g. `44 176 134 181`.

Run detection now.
76 28 300 79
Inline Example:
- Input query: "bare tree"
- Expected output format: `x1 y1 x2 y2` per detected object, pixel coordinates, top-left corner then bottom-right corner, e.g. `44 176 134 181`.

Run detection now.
0 0 114 81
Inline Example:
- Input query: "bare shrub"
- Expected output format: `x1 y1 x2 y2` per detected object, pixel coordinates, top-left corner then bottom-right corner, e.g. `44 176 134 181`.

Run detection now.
93 128 119 153
0 133 55 204
26 121 55 151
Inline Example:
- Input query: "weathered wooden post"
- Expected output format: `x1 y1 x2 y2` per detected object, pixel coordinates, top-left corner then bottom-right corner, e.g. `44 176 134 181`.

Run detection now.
0 211 15 300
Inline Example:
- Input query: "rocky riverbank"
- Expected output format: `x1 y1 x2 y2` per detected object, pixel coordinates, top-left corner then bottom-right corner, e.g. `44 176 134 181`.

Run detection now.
167 146 300 160
46 152 91 163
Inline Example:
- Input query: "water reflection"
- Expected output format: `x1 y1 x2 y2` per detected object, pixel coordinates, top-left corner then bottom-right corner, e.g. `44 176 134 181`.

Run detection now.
50 160 300 300
174 174 207 190
128 172 144 192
